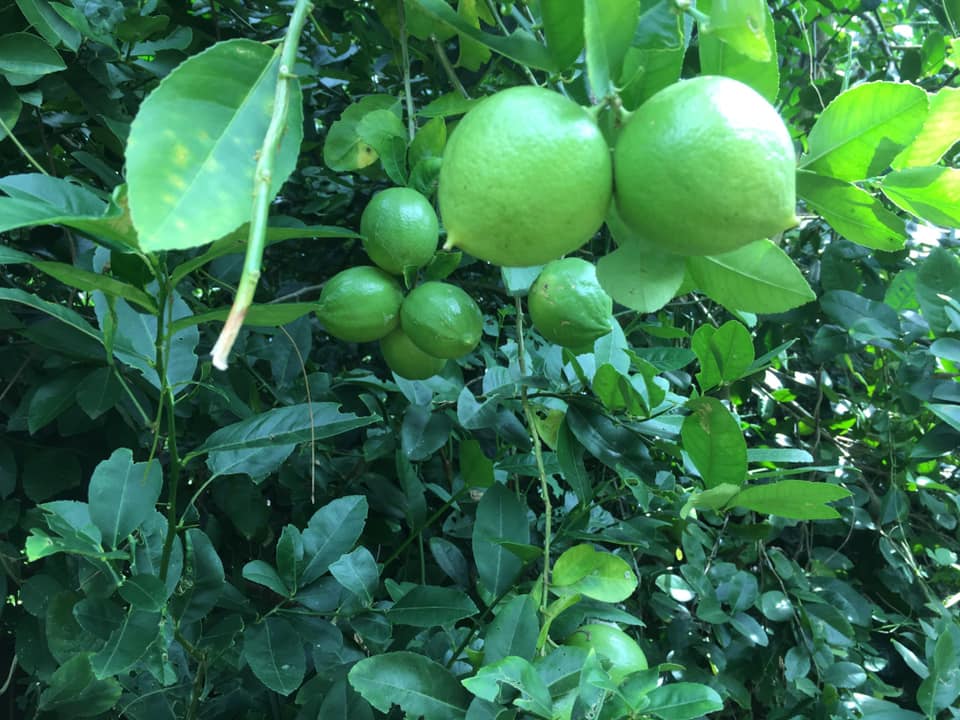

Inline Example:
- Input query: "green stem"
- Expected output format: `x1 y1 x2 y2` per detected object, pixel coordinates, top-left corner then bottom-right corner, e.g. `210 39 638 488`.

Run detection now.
398 0 416 141
210 0 313 370
431 35 470 99
0 116 49 175
382 487 470 570
515 297 552 613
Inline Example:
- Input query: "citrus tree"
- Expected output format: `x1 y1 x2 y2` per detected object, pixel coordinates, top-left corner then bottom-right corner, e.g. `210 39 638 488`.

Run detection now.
1 0 959 718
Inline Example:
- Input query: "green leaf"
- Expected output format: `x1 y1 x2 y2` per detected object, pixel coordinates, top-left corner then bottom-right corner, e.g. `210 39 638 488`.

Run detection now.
357 108 408 184
597 240 686 313
927 403 960 432
881 166 960 228
75 367 122 420
797 171 906 251
460 438 494 489
324 95 400 171
541 0 584 68
800 81 928 182
28 370 83 434
708 320 754 384
733 480 852 520
329 547 379 605
483 594 538 663
33 260 156 312
244 617 306 696
300 495 368 586
931 338 960 362
126 39 303 251
15 0 82 50
681 397 747 488
88 448 163 549
698 0 778 101
643 682 724 720
687 240 816 313
0 33 66 79
552 544 638 602
37 654 121 717
917 247 960 336
169 529 224 624
0 78 22 141
387 585 478 626
556 416 592 504
700 0 771 62
462 656 554 717
405 0 556 71
348 651 471 719
90 608 161 678
242 559 289 596
472 483 529 597
892 87 960 168
820 290 901 342
584 0 611 99
118 574 167 612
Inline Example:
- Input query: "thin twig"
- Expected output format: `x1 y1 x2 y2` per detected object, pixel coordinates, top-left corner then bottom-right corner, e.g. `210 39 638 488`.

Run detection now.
211 0 313 369
431 35 470 99
0 116 49 175
398 0 416 141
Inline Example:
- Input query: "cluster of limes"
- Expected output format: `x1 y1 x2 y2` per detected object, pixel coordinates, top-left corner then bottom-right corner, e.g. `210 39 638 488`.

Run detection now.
315 186 483 380
319 75 797 380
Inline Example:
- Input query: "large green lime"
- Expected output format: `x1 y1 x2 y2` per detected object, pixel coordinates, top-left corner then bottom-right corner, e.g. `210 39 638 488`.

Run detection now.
316 266 403 343
528 258 612 350
380 328 446 380
438 86 612 267
360 187 439 275
565 623 648 683
614 75 798 256
400 281 483 359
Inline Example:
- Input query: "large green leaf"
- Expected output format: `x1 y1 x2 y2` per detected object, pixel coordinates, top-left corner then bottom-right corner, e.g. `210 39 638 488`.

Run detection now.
0 32 66 80
892 87 960 168
800 81 928 181
348 651 471 719
37 654 121 717
300 495 369 587
472 483 529 597
169 529 224 624
687 240 816 313
244 617 306 696
462 656 554 718
329 547 379 605
90 608 161 678
597 241 686 313
126 39 303 251
541 0 584 68
700 0 770 62
404 0 556 71
483 594 538 663
387 585 478 627
916 247 960 336
0 287 103 344
88 448 163 549
881 166 960 228
797 171 906 250
733 480 852 520
681 397 747 488
644 682 724 719
552 544 638 602
15 0 81 50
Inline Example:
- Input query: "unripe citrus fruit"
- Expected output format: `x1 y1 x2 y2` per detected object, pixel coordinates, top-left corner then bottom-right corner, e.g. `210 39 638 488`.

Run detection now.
614 75 798 256
400 281 483 359
565 623 648 683
380 328 446 380
360 187 439 274
316 266 403 343
438 86 612 267
528 258 612 350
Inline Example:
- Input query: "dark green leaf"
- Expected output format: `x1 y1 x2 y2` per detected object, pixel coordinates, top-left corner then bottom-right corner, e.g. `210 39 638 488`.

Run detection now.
472 483 529 597
300 495 368 586
349 651 470 719
387 585 478 626
88 448 163 549
244 617 306 696
90 609 161 678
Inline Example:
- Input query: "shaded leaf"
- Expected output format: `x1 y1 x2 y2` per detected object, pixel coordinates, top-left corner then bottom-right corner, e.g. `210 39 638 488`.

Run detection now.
348 651 470 719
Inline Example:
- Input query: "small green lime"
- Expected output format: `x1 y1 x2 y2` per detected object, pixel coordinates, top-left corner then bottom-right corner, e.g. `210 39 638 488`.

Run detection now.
438 86 612 267
380 328 446 380
614 75 798 256
528 258 612 349
400 281 483 359
565 623 648 683
361 187 439 275
316 266 404 343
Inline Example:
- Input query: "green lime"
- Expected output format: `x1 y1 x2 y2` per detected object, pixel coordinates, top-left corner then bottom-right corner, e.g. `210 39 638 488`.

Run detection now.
614 75 798 256
316 266 404 343
438 86 612 267
528 258 612 349
565 623 648 683
380 328 446 380
400 281 483 359
360 187 439 275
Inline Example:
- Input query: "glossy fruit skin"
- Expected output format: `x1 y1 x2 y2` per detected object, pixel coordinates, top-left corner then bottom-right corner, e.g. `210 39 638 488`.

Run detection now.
400 281 483 359
565 623 648 683
316 266 404 343
614 75 798 256
528 258 612 349
360 187 439 275
380 328 446 380
438 86 612 267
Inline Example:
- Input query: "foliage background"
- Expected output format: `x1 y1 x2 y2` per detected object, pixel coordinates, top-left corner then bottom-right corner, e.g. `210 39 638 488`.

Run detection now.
1 0 959 719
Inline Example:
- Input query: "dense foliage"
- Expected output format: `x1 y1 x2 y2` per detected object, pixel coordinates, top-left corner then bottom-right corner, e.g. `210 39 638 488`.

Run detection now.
1 0 959 719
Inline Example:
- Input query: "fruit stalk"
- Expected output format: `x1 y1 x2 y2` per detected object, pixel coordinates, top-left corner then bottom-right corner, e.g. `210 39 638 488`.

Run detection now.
210 0 313 370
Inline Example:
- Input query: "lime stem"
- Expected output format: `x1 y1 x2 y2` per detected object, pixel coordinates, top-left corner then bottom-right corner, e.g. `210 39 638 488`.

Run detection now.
210 0 312 370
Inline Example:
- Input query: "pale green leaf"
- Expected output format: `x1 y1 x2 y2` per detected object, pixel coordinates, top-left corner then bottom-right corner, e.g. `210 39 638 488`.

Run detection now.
682 396 747 488
733 480 852 520
698 0 778 101
881 166 960 228
892 87 960 168
597 240 686 313
552 543 638 602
